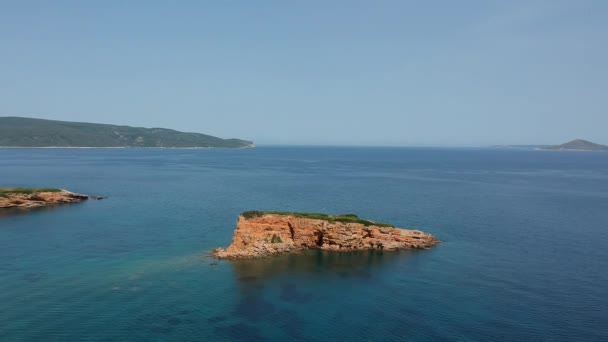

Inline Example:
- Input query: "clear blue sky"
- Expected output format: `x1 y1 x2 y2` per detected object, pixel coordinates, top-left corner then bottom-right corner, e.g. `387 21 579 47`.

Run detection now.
1 1 606 146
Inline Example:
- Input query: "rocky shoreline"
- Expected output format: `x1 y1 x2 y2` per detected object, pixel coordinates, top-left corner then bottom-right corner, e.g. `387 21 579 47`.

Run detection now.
213 212 439 259
0 189 102 209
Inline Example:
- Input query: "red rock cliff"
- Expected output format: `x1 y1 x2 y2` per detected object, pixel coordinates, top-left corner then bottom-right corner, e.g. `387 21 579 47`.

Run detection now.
213 213 439 259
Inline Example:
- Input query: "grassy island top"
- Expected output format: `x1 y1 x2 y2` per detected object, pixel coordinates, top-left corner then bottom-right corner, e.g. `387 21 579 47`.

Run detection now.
0 188 62 198
241 211 395 228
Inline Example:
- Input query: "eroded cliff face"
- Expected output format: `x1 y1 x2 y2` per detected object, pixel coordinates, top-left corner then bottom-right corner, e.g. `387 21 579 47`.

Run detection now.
213 214 439 259
0 190 94 209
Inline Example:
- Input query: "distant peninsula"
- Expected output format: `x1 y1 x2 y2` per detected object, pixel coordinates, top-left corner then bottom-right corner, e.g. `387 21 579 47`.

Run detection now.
213 211 439 259
0 188 102 209
0 117 254 148
540 139 608 151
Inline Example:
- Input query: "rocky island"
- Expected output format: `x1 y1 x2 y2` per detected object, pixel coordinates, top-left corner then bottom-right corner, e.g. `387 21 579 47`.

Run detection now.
540 139 608 151
0 188 101 209
213 211 439 259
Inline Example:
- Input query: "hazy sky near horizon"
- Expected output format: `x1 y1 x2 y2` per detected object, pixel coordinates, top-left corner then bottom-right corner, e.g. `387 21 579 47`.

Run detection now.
1 1 607 146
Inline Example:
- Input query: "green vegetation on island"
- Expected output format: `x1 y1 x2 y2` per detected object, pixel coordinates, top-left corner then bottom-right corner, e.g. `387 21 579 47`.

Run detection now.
0 117 254 148
0 188 62 198
541 139 608 151
270 234 283 243
241 211 395 227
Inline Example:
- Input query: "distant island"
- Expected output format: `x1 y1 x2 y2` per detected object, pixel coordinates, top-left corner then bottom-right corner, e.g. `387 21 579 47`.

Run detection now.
540 139 608 151
0 188 102 209
0 117 254 148
212 211 439 259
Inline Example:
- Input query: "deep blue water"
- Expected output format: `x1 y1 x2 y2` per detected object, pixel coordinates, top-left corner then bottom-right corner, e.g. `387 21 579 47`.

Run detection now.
1 147 607 341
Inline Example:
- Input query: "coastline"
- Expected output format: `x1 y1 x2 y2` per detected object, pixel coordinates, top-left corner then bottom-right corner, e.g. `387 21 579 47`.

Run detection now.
0 145 255 149
535 148 607 152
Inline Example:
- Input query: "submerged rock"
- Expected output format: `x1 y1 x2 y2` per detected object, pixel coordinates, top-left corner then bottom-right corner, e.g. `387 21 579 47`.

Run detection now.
212 212 439 259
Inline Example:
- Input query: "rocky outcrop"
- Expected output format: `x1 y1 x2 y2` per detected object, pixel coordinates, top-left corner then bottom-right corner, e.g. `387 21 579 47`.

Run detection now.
213 213 439 259
0 190 101 209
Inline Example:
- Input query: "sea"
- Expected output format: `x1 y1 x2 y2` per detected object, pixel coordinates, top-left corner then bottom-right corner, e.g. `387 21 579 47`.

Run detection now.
0 146 607 341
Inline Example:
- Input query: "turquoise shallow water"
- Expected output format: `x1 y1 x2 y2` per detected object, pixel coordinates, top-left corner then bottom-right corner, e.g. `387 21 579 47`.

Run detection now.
0 147 607 341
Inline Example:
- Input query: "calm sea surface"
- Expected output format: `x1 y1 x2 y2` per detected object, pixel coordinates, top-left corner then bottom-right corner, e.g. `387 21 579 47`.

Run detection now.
0 147 607 341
